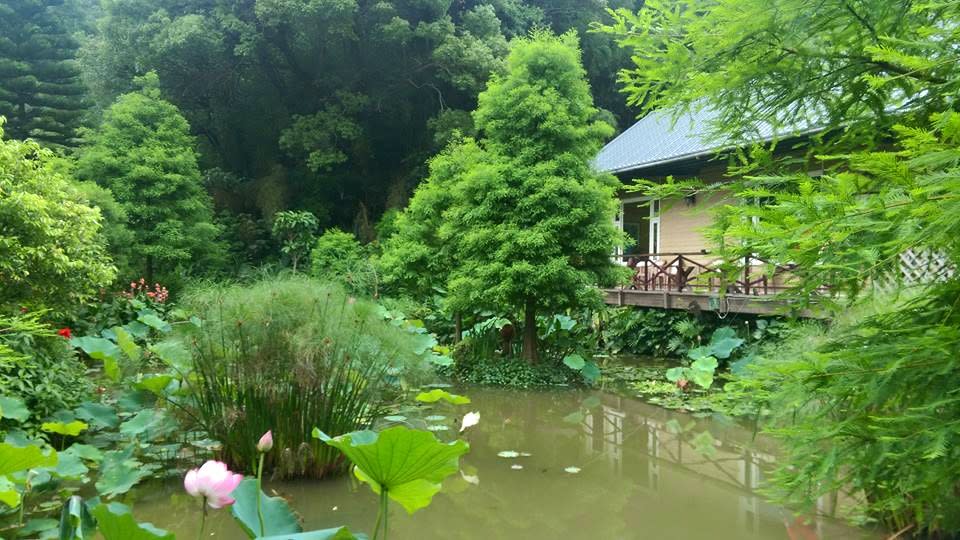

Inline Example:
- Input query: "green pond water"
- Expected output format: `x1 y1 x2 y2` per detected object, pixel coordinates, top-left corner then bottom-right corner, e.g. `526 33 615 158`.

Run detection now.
133 387 877 539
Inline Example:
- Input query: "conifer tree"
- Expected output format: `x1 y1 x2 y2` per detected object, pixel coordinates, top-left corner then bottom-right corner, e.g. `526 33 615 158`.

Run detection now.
384 32 625 362
0 0 88 148
75 72 223 283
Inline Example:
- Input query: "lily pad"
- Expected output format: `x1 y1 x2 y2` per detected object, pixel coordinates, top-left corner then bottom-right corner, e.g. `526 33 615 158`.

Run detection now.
562 354 586 370
137 313 171 333
260 528 365 540
383 415 407 423
91 502 173 540
316 425 469 514
0 443 57 476
231 477 301 538
0 476 20 508
414 389 471 405
0 396 29 423
95 450 149 498
134 375 174 396
148 341 192 373
59 496 97 540
74 402 120 429
41 420 88 437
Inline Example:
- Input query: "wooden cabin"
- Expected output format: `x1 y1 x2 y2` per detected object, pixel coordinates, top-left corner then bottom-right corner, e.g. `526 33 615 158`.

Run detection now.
594 107 822 315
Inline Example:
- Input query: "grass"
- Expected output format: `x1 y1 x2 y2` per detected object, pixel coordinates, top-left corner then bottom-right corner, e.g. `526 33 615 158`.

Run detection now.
178 276 427 478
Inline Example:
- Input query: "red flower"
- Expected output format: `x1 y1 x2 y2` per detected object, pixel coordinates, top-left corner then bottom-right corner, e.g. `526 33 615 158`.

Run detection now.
146 292 156 298
57 327 72 339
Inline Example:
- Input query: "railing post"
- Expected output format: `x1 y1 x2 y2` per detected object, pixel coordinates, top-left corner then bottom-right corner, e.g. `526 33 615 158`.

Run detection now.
677 255 685 292
744 255 751 295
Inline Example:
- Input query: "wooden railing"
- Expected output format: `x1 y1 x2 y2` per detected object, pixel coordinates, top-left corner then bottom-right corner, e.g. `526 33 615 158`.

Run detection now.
613 252 800 296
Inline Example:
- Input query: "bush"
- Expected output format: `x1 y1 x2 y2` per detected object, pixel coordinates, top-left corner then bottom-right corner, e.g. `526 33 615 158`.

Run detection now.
0 312 93 429
729 288 960 533
177 276 434 478
452 356 578 388
0 127 116 315
310 228 379 296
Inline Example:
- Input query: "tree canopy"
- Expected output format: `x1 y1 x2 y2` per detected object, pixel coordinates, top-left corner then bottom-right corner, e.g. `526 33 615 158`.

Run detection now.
75 73 223 284
78 0 640 243
597 0 960 147
0 120 115 314
384 32 625 361
0 0 89 148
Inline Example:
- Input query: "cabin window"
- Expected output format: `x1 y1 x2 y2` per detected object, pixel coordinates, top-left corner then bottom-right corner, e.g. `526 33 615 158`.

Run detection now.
620 197 660 256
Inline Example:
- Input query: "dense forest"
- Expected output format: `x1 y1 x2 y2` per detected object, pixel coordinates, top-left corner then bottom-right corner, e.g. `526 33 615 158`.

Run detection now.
1 0 640 280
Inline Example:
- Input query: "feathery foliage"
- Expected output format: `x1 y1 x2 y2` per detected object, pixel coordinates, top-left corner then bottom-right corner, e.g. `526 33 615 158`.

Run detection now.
603 0 960 533
383 32 626 362
597 0 960 148
178 276 433 478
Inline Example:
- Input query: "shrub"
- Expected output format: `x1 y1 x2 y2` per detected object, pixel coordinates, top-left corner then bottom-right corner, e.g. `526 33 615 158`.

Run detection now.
177 276 434 478
0 312 92 429
0 127 116 315
452 356 577 388
310 228 379 296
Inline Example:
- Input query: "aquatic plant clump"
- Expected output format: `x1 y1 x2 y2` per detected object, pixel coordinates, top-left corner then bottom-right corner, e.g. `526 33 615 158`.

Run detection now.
179 276 433 478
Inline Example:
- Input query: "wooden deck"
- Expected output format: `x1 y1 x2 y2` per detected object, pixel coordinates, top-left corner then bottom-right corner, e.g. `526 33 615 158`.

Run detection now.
605 252 825 317
602 287 824 317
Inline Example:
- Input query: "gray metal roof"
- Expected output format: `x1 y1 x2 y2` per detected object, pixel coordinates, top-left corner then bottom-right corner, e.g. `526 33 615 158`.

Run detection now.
595 106 818 174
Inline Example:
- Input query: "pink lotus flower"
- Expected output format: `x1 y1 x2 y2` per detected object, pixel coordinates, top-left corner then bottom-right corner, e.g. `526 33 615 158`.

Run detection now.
183 461 243 509
257 430 273 453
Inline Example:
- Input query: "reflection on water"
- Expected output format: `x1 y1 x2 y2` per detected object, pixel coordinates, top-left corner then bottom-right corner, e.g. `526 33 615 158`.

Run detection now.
132 388 877 539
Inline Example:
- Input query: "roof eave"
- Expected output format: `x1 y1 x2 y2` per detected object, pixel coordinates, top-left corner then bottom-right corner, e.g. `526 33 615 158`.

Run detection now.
600 126 826 176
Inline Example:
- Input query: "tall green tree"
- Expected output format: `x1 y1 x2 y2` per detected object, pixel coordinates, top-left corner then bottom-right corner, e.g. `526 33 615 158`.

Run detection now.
75 72 223 284
601 0 960 533
0 0 89 148
385 32 624 362
0 120 115 315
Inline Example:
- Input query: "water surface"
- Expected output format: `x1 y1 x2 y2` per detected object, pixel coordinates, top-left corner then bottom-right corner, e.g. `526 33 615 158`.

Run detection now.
134 388 876 539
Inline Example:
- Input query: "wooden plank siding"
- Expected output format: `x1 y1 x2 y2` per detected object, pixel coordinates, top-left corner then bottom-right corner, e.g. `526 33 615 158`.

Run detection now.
658 189 731 260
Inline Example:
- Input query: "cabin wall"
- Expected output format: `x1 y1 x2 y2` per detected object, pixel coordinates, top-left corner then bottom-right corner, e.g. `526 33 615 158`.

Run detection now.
658 189 731 258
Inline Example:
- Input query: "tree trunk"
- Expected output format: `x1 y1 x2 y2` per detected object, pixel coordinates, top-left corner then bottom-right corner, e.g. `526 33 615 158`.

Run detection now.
454 312 463 344
522 297 538 364
146 255 154 285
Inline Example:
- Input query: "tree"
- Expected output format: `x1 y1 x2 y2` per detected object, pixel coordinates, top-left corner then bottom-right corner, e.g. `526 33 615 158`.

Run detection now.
0 0 89 148
76 0 641 255
597 0 960 148
272 210 318 272
0 120 115 315
385 32 625 362
600 0 960 533
75 72 223 283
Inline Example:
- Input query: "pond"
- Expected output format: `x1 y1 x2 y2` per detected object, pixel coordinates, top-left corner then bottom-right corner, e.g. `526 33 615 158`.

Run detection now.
132 388 877 539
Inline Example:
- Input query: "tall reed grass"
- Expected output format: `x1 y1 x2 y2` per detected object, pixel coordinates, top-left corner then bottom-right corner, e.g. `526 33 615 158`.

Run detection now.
178 276 427 478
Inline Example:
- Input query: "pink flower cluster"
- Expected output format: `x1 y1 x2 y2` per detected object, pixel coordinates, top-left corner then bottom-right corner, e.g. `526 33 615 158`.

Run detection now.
122 278 169 303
